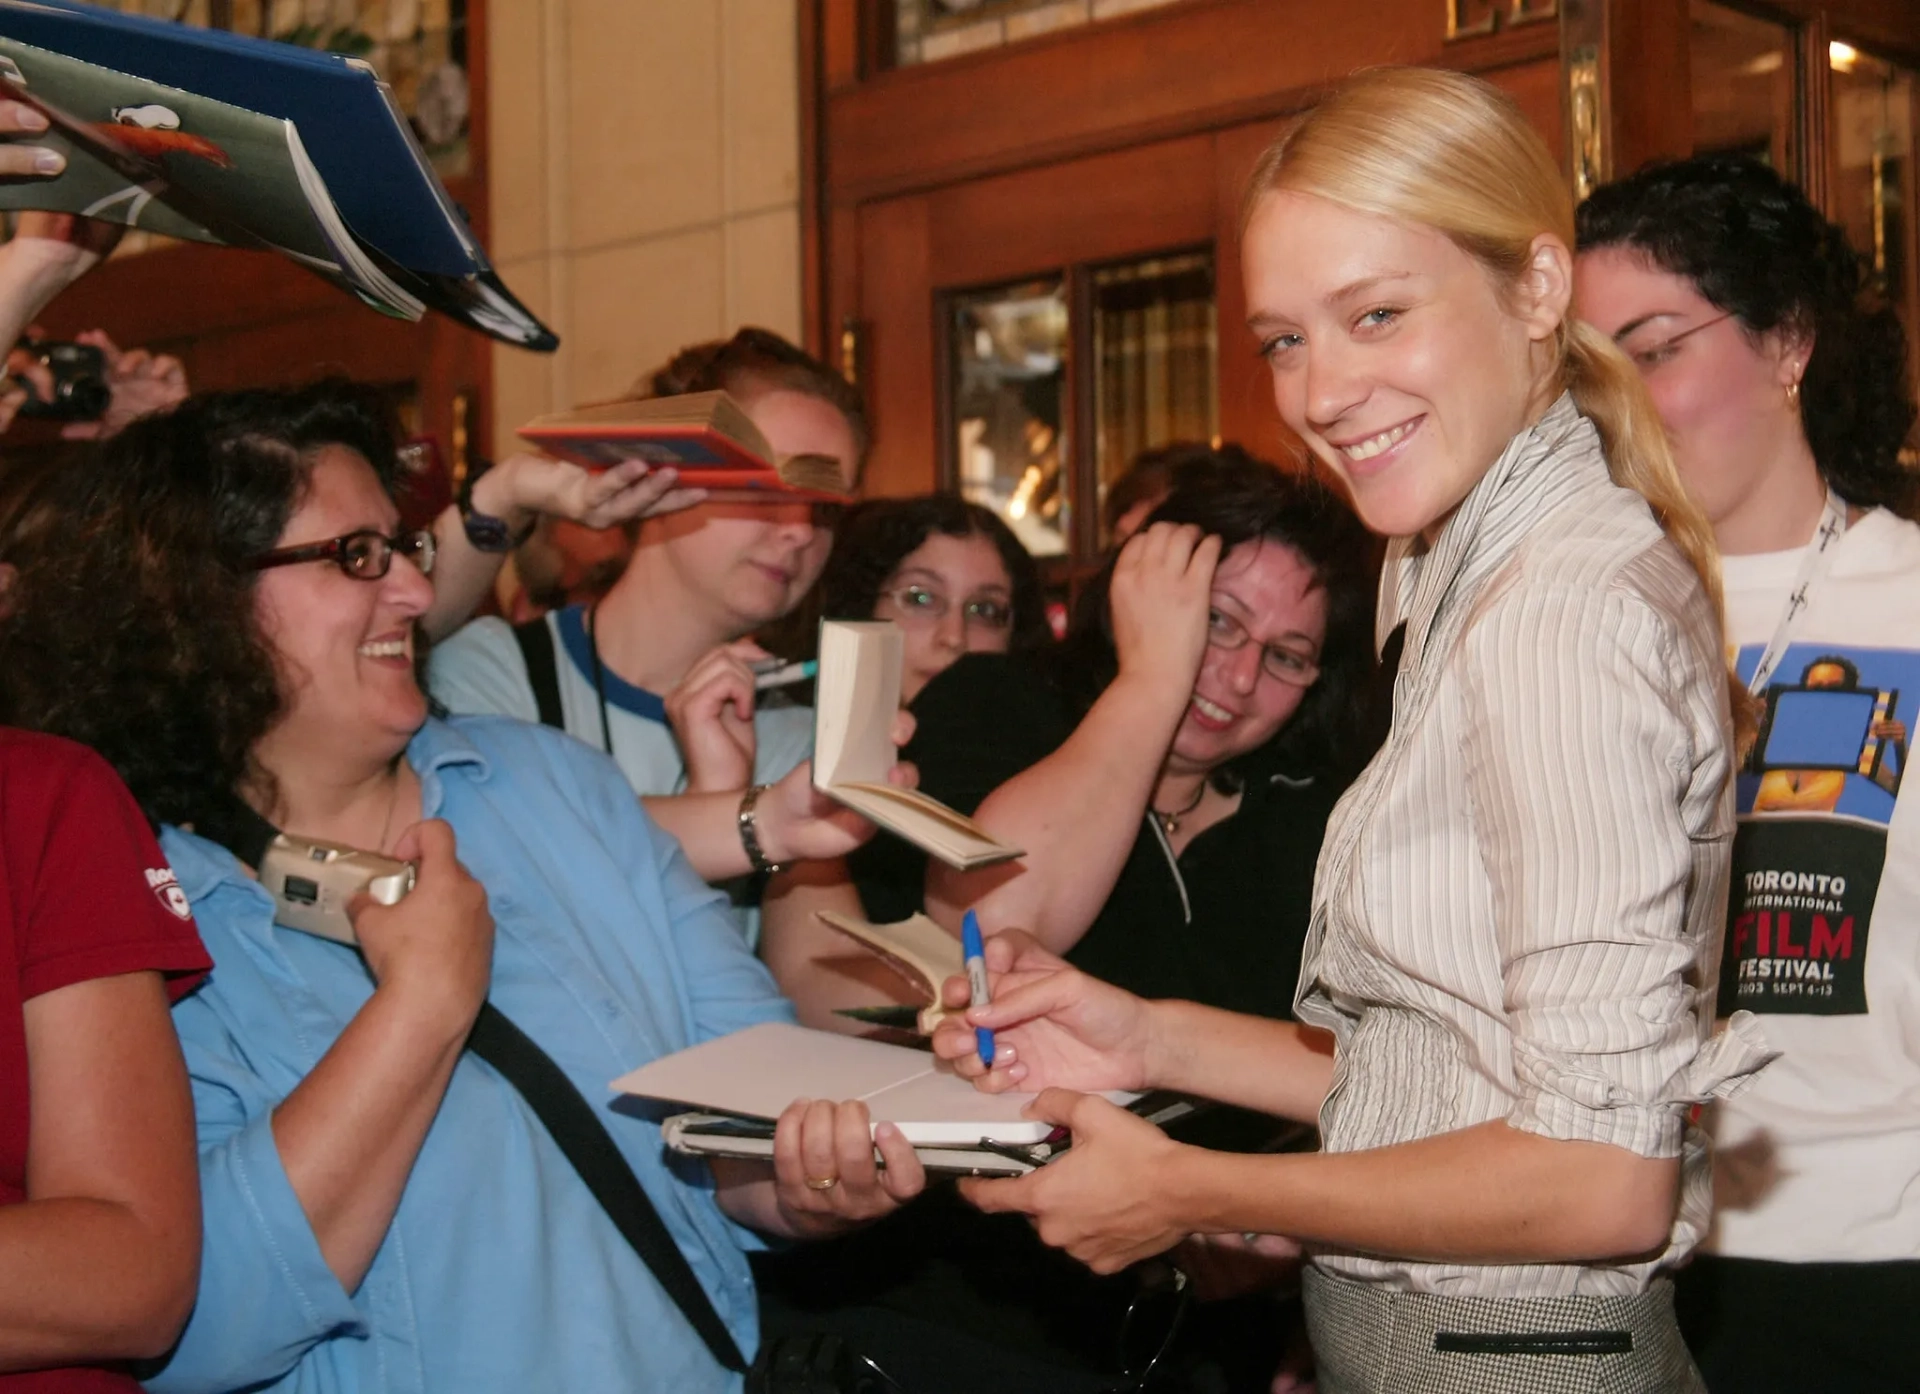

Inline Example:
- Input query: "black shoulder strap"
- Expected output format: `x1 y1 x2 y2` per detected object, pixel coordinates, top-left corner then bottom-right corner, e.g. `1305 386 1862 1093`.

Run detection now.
465 1004 749 1373
207 797 748 1375
512 616 565 731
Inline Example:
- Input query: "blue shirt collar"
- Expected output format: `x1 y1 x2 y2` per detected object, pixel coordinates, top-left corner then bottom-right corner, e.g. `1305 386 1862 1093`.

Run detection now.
555 605 669 724
162 718 491 902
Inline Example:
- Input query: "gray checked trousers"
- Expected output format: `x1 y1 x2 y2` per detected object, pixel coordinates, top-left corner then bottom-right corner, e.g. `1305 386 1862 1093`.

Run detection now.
1304 1266 1707 1394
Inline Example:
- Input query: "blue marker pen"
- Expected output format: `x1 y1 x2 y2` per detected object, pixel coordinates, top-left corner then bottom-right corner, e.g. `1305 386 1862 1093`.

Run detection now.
961 909 994 1068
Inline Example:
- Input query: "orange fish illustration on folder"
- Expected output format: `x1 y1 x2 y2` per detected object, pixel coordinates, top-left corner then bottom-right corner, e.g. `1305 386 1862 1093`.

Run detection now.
92 103 231 169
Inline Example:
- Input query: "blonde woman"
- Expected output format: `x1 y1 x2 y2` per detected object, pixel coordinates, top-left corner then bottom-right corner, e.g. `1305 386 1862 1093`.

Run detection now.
933 68 1772 1392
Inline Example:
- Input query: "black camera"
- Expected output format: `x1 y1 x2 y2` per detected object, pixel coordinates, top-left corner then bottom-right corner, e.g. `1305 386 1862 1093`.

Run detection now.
12 340 109 422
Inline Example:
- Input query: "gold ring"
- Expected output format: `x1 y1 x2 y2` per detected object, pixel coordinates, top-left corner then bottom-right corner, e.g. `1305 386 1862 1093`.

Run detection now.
804 1174 840 1192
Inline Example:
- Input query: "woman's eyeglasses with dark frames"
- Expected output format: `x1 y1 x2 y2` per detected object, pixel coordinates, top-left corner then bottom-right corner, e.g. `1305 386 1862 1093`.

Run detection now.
244 528 437 580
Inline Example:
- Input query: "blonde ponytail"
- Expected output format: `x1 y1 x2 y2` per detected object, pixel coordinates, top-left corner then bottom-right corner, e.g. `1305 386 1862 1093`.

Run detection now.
1561 322 1720 611
1562 317 1758 747
1244 66 1751 744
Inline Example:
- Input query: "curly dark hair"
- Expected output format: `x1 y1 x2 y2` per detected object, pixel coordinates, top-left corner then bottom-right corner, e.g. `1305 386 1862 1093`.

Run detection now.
1576 155 1919 516
819 494 1052 654
1102 440 1225 537
1051 445 1380 786
0 379 404 829
631 326 871 478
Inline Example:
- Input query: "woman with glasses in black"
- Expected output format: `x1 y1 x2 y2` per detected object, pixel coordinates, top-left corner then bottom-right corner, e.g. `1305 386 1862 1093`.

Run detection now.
918 451 1376 1017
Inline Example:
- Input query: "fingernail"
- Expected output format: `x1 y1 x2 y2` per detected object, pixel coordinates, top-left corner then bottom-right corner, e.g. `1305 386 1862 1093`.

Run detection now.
33 149 63 174
14 106 47 131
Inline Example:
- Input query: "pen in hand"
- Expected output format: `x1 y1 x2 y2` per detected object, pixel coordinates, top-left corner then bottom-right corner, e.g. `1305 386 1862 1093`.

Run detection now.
750 657 818 691
961 908 994 1068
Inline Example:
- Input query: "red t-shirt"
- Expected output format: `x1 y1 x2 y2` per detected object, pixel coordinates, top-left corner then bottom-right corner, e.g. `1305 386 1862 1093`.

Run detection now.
0 730 210 1393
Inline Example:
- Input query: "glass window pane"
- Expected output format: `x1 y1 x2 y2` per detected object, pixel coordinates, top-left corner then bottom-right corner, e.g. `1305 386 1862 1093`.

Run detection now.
1690 0 1797 171
948 278 1070 558
1832 47 1919 395
892 1 1191 69
1091 250 1217 546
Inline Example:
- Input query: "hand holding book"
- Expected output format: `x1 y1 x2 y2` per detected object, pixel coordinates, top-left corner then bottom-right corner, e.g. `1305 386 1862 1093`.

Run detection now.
0 93 61 176
813 621 1022 869
472 452 708 535
742 708 920 868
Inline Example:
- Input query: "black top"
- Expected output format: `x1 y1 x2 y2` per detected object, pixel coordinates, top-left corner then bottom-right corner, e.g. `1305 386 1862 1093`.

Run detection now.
850 651 1343 1020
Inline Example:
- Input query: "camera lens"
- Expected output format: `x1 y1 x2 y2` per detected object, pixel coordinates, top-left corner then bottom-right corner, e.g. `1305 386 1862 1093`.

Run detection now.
56 375 111 418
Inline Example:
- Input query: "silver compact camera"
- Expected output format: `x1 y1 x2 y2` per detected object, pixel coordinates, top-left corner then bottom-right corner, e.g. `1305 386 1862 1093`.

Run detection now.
259 834 416 945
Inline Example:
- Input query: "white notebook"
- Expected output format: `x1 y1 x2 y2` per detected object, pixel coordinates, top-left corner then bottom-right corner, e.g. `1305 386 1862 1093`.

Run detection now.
612 1021 1133 1147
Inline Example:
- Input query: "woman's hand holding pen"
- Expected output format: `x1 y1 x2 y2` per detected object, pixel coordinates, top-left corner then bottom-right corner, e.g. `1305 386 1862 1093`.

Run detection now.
666 639 770 792
930 928 1159 1095
768 1097 926 1235
960 1090 1189 1274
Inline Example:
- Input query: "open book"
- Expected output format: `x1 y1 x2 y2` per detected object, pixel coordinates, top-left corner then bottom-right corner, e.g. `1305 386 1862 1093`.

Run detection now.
816 910 963 1035
614 1021 1137 1175
0 0 553 348
815 621 1023 870
518 390 850 499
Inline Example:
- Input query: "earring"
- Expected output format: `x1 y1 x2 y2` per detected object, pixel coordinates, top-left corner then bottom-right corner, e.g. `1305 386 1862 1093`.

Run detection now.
1786 376 1803 408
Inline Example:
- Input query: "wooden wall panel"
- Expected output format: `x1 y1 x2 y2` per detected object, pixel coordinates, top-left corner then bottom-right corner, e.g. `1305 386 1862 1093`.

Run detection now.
826 0 1441 204
855 194 934 498
1212 117 1294 468
924 135 1215 290
1607 0 1693 175
1481 55 1566 167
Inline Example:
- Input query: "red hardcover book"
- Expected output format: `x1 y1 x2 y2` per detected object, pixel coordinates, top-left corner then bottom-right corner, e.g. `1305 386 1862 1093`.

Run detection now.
518 390 850 500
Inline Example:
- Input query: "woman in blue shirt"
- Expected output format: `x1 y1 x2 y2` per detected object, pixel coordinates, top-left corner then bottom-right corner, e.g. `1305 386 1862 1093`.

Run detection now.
0 381 926 1393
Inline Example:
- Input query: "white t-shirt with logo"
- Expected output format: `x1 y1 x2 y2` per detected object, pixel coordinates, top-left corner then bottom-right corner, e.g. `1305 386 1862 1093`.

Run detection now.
1705 506 1920 1262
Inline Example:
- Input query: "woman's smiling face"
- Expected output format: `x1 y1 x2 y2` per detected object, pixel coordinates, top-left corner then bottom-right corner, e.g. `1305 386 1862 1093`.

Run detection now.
1243 191 1564 540
252 445 433 766
1167 538 1327 776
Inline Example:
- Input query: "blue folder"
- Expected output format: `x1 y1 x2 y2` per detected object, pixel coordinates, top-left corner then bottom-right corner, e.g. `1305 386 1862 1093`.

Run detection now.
0 0 473 276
